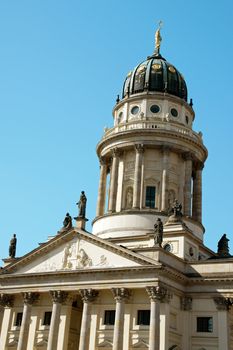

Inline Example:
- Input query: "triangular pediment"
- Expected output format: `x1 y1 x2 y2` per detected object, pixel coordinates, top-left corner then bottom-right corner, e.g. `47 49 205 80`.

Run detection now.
2 228 157 274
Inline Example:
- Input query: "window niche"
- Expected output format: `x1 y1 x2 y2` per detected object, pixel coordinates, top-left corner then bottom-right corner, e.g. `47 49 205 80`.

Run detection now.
137 310 150 325
196 317 213 333
43 311 52 326
15 312 23 327
104 310 115 326
145 186 156 208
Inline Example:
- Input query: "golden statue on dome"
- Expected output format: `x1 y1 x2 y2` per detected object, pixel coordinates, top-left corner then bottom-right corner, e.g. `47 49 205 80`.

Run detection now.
155 20 163 54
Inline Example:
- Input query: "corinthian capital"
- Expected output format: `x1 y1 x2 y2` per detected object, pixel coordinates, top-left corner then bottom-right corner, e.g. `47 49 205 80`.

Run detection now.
146 286 171 302
135 144 144 153
180 296 192 311
0 294 14 307
79 289 99 303
111 287 131 302
213 297 230 311
50 290 68 304
22 292 39 305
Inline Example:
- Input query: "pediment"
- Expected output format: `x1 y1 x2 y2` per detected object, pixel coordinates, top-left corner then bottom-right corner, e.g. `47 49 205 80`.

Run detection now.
3 229 156 274
132 338 149 348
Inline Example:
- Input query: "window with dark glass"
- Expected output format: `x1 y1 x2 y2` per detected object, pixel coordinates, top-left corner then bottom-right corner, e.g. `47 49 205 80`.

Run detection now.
43 311 52 326
196 317 213 332
104 310 115 325
15 312 23 327
145 186 156 208
137 310 150 325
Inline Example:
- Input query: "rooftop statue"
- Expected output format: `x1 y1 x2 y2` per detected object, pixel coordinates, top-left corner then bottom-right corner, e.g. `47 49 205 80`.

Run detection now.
154 218 163 247
155 20 163 54
62 213 72 231
9 234 17 259
217 234 231 258
77 191 87 218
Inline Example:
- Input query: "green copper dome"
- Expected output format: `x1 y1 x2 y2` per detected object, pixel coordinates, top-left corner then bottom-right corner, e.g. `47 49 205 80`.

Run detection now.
122 53 188 102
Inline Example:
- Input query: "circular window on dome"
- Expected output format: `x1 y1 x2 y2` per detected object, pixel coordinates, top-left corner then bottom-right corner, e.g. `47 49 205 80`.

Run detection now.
168 66 176 73
131 106 139 115
150 105 160 114
152 63 162 71
164 243 172 252
171 108 178 117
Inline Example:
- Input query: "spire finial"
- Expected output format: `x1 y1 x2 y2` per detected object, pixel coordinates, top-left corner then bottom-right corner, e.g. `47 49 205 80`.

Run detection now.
155 21 163 55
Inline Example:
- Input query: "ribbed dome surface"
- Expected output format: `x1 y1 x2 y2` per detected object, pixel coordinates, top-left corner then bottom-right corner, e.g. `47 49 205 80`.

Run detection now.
122 54 187 101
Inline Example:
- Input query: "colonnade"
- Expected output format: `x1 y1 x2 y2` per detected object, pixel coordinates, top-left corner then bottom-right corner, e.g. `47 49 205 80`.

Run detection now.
0 286 170 350
96 145 203 222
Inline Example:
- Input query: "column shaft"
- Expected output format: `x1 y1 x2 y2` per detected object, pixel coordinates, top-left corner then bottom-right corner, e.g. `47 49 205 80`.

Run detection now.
113 300 124 350
17 292 39 350
133 145 144 209
96 159 107 216
0 295 14 350
108 150 119 212
79 301 90 350
17 303 32 350
47 302 61 350
183 155 193 216
149 300 160 350
192 166 202 222
161 148 169 212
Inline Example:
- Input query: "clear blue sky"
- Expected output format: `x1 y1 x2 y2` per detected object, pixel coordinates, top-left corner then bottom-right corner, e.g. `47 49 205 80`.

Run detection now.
0 0 233 261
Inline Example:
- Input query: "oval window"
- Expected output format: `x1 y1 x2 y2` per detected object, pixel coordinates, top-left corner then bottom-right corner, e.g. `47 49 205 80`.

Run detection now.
131 106 139 115
150 105 160 114
164 243 172 252
171 108 178 117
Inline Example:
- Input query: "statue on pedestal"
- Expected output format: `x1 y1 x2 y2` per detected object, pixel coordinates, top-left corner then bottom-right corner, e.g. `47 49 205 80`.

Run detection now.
77 191 87 218
9 234 17 258
154 218 163 247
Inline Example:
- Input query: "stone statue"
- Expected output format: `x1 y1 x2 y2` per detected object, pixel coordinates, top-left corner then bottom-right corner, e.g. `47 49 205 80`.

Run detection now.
154 218 163 247
217 234 231 257
155 21 163 53
63 213 72 230
77 191 87 218
171 199 182 217
9 234 17 258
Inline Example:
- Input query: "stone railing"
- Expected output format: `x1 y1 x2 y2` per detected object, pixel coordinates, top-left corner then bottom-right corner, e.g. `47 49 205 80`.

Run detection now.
103 120 202 143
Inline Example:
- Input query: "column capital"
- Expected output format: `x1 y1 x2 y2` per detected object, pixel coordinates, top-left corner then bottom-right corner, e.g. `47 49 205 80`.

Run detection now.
22 292 39 305
50 290 68 304
213 297 231 311
111 148 121 158
99 156 107 166
135 143 144 153
182 151 193 161
0 293 14 307
111 287 131 302
161 145 171 155
180 296 192 311
195 162 204 171
146 286 171 302
79 289 99 303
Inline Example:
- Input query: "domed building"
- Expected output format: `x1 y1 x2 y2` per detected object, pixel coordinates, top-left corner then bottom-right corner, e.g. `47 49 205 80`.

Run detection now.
0 26 233 350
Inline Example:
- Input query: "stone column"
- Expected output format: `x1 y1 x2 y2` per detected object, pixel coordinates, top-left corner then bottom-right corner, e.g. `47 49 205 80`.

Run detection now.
214 297 230 350
0 294 14 350
183 152 193 217
146 286 168 350
161 146 170 212
17 292 39 350
133 144 144 209
111 288 130 350
47 291 68 350
180 296 192 349
96 157 108 217
192 163 203 222
108 148 120 213
78 289 99 350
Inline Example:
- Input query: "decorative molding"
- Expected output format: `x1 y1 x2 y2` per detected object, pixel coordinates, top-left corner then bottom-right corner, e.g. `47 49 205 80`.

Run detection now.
146 286 172 302
111 287 131 302
180 296 192 311
0 293 14 307
79 289 99 303
50 290 68 304
22 292 39 305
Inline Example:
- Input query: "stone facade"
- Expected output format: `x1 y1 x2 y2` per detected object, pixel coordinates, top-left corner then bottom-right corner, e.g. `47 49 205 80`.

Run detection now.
0 32 232 350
